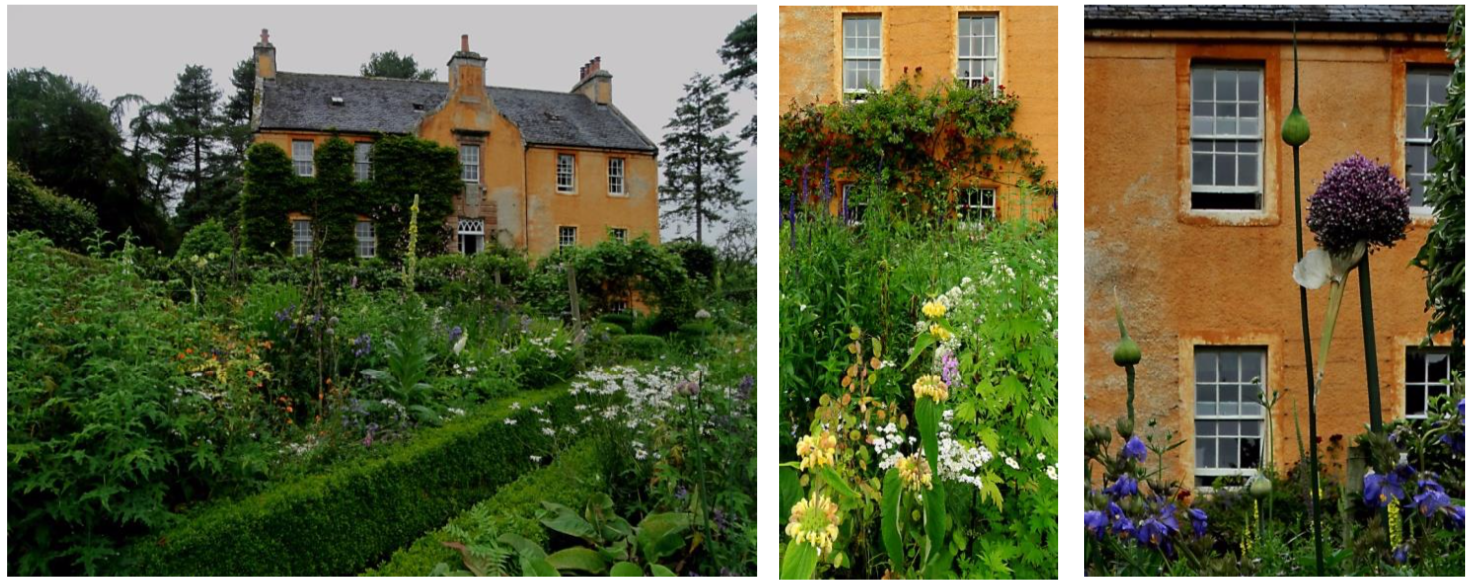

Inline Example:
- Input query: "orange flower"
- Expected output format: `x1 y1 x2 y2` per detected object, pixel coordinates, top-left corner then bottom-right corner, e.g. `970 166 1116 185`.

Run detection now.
185 347 194 354
286 405 294 413
247 370 255 378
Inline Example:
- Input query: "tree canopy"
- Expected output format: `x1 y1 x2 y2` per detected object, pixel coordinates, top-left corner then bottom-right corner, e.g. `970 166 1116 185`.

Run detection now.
659 74 747 245
360 50 437 81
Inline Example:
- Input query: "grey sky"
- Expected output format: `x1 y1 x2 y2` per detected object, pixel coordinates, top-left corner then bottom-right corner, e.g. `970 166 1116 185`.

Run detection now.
8 4 757 243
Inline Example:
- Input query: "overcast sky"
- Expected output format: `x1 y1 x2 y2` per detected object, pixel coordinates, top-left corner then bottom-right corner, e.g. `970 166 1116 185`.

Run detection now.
8 4 757 243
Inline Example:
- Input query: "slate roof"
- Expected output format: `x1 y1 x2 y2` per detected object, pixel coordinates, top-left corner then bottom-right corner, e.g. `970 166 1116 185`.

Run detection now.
1086 5 1455 31
256 72 657 153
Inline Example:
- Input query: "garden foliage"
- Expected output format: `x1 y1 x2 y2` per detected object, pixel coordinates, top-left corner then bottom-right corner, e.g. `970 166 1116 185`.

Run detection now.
7 161 100 252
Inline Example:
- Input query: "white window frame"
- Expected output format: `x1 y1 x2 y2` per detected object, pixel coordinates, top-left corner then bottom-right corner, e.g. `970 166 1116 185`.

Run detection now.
607 157 626 196
612 296 631 313
842 183 867 225
1189 65 1263 210
958 187 997 222
609 227 628 243
355 220 375 259
460 144 481 183
557 153 577 194
559 225 578 249
458 217 484 255
292 218 312 257
292 140 314 177
1405 68 1450 214
354 143 372 182
842 15 882 102
1404 347 1452 419
957 14 999 90
1193 347 1267 485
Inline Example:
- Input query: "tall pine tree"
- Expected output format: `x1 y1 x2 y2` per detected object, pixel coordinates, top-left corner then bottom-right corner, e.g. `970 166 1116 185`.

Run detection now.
165 64 223 226
658 73 746 245
719 15 757 144
361 50 436 80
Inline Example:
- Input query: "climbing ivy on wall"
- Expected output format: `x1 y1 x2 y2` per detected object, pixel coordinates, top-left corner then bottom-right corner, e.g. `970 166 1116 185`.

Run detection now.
240 142 300 255
369 135 461 260
1412 5 1465 369
778 78 1050 222
311 137 361 261
239 135 460 261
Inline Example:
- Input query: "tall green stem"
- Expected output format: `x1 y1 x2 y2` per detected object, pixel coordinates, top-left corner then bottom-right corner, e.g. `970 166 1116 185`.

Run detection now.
1287 22 1326 575
1357 258 1383 433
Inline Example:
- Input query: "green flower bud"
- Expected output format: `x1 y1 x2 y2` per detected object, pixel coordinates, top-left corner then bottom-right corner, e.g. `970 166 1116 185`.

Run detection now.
1116 417 1135 439
1249 473 1273 499
1281 106 1310 147
1113 290 1141 367
1092 425 1113 445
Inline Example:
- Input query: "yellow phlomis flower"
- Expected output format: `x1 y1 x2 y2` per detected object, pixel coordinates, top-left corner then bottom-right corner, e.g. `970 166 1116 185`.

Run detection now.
929 324 952 341
797 431 839 471
912 375 949 403
787 492 841 558
922 300 947 319
897 452 934 493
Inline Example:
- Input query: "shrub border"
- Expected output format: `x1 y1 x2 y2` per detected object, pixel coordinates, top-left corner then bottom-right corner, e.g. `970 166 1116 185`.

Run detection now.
122 387 573 575
364 438 604 576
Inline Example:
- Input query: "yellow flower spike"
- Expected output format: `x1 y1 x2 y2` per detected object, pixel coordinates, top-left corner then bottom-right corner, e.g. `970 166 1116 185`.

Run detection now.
1387 501 1401 550
912 375 948 403
922 300 947 319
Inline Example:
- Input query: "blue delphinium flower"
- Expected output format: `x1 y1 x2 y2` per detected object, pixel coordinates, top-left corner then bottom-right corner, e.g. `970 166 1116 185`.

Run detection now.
1136 517 1169 546
1394 545 1409 564
1107 474 1139 499
1085 510 1110 538
1156 502 1181 534
449 325 464 344
1122 435 1148 462
1410 479 1451 517
1447 505 1465 526
675 484 689 503
1364 472 1406 507
1189 508 1208 537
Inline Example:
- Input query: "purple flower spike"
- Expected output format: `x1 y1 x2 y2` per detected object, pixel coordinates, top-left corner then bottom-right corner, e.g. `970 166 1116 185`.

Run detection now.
1189 508 1208 537
1307 153 1410 255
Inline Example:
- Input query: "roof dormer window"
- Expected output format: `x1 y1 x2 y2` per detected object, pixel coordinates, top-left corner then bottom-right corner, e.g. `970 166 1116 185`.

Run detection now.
330 96 344 106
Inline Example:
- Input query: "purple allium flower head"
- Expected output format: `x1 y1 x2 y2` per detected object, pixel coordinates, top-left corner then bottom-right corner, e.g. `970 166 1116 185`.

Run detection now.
1364 471 1406 507
1107 473 1139 499
1122 435 1148 462
1307 153 1410 255
1188 508 1208 537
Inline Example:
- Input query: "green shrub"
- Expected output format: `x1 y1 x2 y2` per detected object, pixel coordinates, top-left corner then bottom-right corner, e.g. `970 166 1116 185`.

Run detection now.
597 312 635 332
611 334 667 361
7 161 99 251
121 388 574 576
240 143 300 256
176 218 233 259
590 321 627 338
365 440 603 576
7 232 265 575
663 239 718 281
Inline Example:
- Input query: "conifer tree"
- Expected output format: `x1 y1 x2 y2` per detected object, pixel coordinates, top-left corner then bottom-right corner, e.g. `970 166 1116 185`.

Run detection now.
659 73 746 245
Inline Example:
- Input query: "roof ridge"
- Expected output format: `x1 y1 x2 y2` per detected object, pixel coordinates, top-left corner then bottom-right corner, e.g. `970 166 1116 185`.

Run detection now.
277 70 582 96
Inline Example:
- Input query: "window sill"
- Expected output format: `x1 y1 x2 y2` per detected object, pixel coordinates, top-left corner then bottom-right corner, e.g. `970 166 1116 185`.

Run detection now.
607 192 629 198
1178 208 1280 227
556 190 578 196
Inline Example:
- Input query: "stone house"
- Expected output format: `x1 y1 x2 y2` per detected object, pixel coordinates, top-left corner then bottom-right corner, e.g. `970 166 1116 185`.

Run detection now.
249 31 658 258
1082 5 1457 486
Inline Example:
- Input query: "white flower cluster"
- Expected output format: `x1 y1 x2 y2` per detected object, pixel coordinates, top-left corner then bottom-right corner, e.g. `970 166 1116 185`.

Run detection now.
568 364 710 461
936 410 993 489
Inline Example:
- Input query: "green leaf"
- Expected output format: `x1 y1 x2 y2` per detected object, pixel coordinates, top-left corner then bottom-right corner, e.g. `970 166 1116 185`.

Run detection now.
649 563 677 576
546 546 607 574
635 512 691 562
539 501 598 542
781 539 820 580
880 469 905 574
780 466 802 522
610 561 644 576
814 466 860 501
902 331 937 370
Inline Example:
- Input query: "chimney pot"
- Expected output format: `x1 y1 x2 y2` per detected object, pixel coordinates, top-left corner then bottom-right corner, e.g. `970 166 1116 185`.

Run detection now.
461 34 469 53
259 28 270 45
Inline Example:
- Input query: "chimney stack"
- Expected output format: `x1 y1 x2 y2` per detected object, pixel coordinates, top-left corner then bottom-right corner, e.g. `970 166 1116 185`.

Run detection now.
254 28 276 80
447 33 488 103
572 55 611 105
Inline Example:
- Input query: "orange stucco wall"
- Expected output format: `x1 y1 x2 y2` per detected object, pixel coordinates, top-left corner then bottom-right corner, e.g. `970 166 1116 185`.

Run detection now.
778 5 1058 220
1083 26 1453 485
523 147 659 255
251 58 657 258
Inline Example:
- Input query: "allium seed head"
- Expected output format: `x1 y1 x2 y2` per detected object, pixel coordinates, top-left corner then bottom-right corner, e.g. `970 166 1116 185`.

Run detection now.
1307 153 1410 255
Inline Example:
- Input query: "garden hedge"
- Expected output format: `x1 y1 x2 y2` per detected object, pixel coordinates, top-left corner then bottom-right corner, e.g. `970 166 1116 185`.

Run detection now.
365 439 604 576
121 387 574 576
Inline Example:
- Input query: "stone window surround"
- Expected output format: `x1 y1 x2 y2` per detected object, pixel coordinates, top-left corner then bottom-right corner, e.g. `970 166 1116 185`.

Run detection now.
1175 332 1282 488
1174 45 1282 228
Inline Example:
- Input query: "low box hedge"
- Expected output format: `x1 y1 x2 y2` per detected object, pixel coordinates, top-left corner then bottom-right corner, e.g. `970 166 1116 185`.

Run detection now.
365 438 604 576
121 387 573 576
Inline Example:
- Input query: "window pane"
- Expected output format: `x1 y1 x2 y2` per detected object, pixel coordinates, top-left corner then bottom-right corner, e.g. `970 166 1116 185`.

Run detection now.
1196 422 1215 436
1405 349 1426 382
1429 73 1449 104
1219 385 1238 416
1218 421 1238 436
1428 353 1449 380
1407 72 1426 105
1241 385 1261 415
1196 437 1214 467
1192 69 1213 101
1240 437 1262 468
1407 105 1427 139
1406 384 1426 416
1196 352 1216 381
1218 352 1239 381
1192 117 1214 135
1237 153 1258 186
1218 439 1238 468
1192 152 1213 185
1430 384 1448 404
1214 154 1235 186
1215 70 1237 101
1238 70 1259 101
